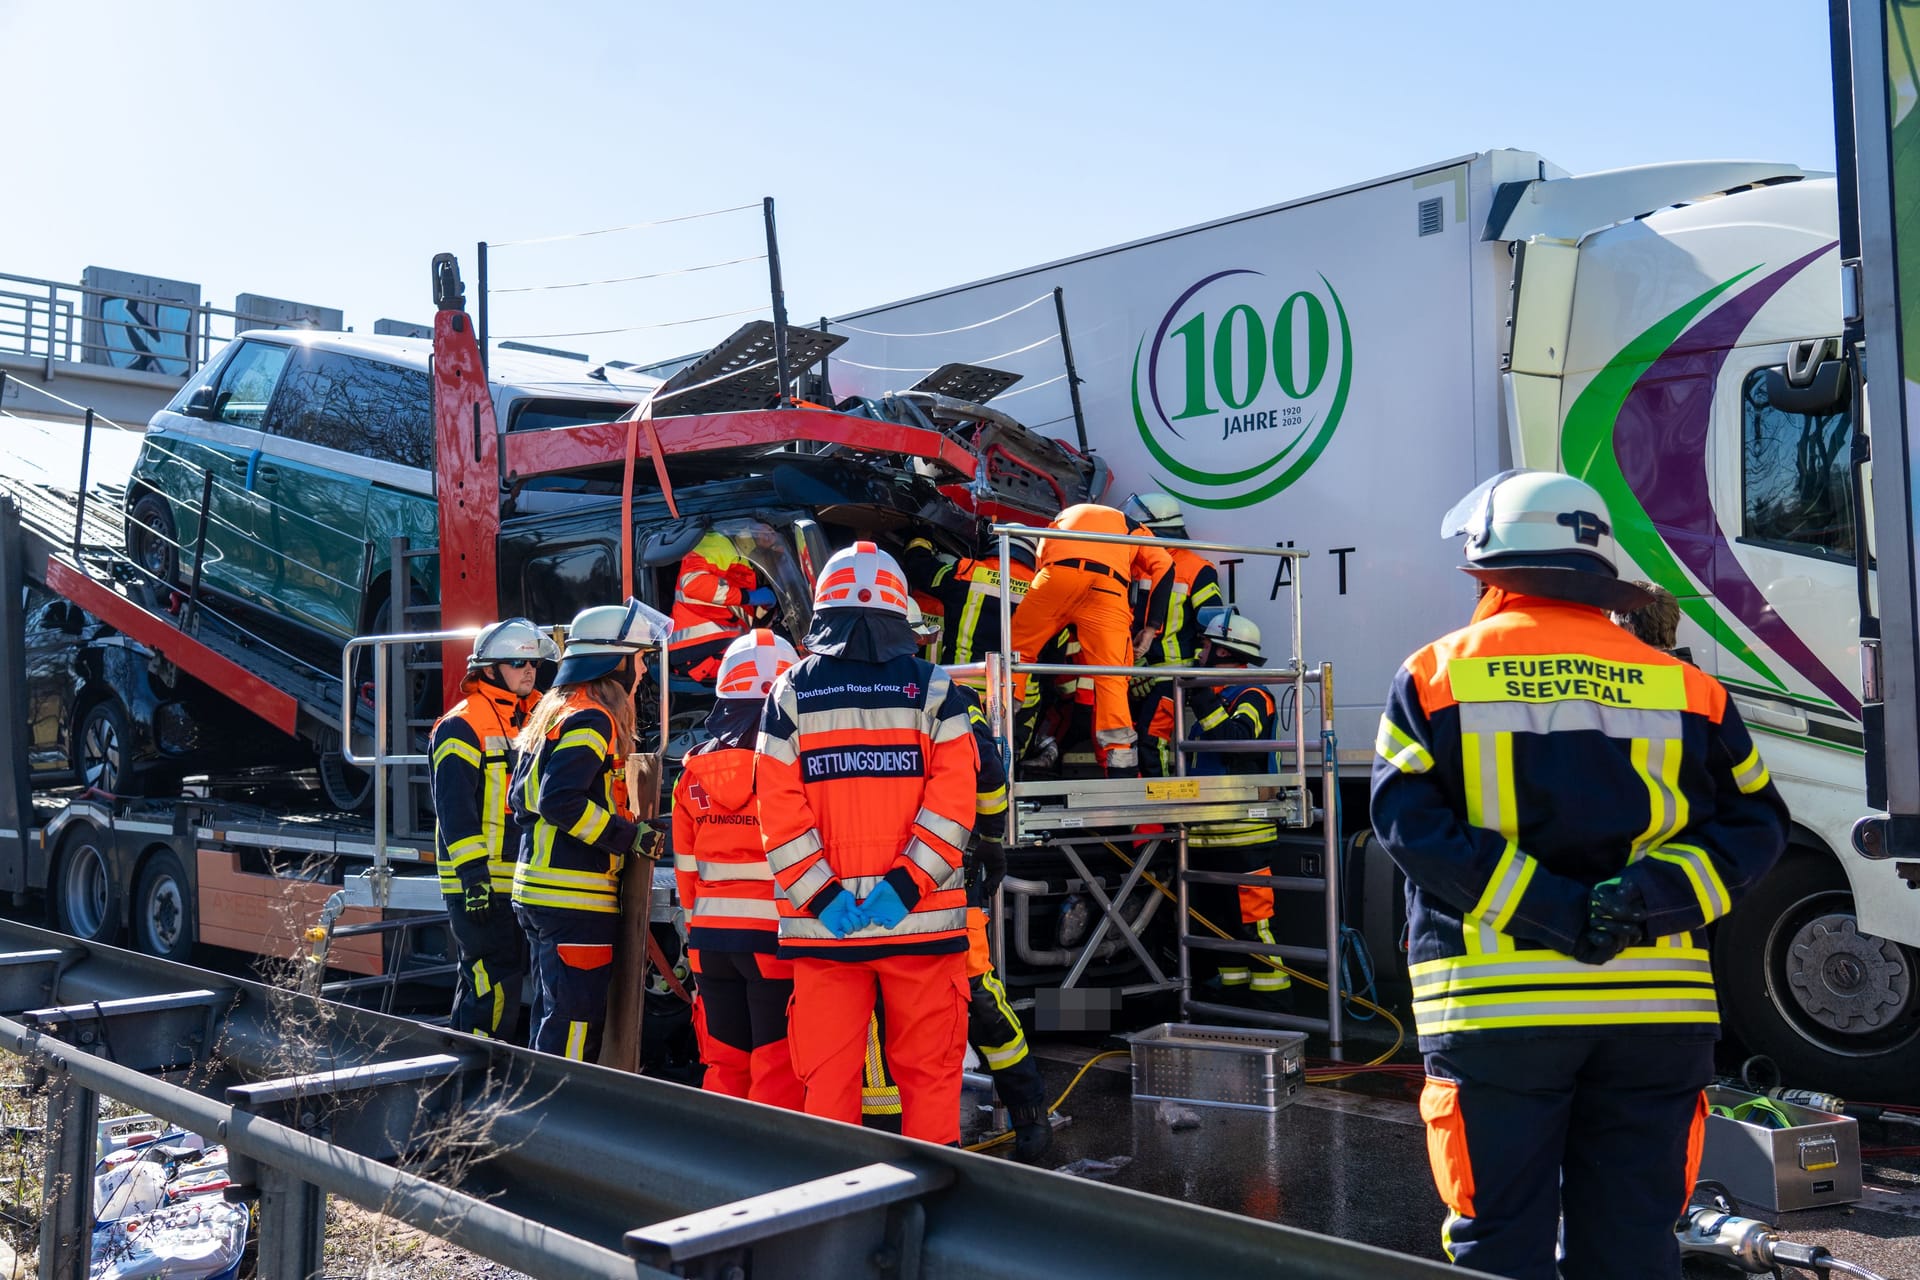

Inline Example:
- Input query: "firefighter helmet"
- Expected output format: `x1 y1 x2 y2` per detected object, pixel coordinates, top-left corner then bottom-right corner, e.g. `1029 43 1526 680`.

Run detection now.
714 629 799 699
1440 470 1652 612
1124 492 1187 537
1005 529 1040 569
1200 611 1264 665
813 541 910 616
467 618 559 671
555 598 673 685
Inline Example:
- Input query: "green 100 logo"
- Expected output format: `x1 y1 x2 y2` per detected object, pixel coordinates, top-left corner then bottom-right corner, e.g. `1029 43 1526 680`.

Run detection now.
1164 291 1332 419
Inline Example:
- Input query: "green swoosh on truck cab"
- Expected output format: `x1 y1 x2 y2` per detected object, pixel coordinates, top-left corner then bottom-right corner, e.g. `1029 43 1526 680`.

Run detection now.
1560 267 1787 690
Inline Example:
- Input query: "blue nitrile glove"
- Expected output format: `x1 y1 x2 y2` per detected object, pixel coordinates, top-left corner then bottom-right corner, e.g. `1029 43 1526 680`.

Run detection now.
860 881 909 930
745 587 776 607
816 889 867 939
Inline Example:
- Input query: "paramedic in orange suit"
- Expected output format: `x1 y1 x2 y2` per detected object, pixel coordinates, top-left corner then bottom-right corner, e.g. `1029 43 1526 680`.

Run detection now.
755 541 979 1144
1008 503 1172 777
673 629 804 1109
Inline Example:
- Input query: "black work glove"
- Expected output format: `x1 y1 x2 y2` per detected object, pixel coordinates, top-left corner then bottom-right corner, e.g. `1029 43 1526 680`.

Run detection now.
975 838 1007 901
1571 877 1647 966
1185 684 1223 717
460 877 494 925
632 822 666 862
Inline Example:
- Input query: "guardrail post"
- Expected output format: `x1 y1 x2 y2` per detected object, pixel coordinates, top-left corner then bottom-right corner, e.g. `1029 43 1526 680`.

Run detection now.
37 1066 96 1280
256 1162 327 1280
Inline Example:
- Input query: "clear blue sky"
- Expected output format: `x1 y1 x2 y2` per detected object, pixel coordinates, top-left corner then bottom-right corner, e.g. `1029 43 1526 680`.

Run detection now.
0 0 1843 366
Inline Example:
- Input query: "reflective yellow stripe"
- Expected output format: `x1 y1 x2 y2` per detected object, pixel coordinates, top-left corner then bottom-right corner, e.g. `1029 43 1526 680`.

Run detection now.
1630 736 1688 857
1410 946 1713 997
1460 730 1516 954
1650 842 1732 923
1375 716 1434 774
1197 705 1228 731
1413 987 1719 1035
569 804 611 844
556 726 610 758
1731 744 1771 794
977 785 1009 816
434 737 482 768
1469 842 1536 935
565 1022 587 1061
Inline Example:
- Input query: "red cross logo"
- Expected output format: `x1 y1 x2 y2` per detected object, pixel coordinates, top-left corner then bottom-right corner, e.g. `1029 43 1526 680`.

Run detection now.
903 682 921 700
688 780 712 812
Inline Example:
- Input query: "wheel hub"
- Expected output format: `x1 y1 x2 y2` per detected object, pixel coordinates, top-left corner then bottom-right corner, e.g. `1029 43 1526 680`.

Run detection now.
150 882 182 949
1786 913 1911 1032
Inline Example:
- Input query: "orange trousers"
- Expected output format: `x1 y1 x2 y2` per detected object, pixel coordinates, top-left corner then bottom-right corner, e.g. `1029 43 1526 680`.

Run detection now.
788 952 969 1143
1010 564 1138 770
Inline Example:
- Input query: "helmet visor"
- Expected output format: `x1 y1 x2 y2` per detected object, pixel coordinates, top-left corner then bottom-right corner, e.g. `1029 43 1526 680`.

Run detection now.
1439 469 1528 543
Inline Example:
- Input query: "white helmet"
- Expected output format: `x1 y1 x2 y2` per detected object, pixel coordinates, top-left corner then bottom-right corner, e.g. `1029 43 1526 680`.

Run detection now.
1124 492 1186 536
903 596 942 646
1200 611 1263 665
468 618 559 672
812 541 910 616
714 629 799 699
1441 470 1652 612
1004 528 1040 569
556 598 673 685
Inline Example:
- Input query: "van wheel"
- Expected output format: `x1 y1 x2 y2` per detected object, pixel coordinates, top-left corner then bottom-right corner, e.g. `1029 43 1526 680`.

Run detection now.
132 850 195 961
55 831 121 944
1715 849 1920 1097
128 493 179 587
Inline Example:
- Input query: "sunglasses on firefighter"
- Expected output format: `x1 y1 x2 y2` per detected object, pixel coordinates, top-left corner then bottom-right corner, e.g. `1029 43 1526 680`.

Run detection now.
500 659 537 670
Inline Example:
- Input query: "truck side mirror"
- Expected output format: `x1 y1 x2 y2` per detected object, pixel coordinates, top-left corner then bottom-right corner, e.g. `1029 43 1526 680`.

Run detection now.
1762 360 1850 415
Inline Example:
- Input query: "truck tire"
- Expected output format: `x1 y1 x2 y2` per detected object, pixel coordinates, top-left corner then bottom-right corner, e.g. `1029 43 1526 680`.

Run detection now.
54 829 121 944
127 492 179 587
131 849 196 962
1714 848 1920 1098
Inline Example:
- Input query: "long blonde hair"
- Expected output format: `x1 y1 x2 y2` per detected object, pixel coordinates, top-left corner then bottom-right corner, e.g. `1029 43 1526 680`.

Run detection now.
516 673 636 757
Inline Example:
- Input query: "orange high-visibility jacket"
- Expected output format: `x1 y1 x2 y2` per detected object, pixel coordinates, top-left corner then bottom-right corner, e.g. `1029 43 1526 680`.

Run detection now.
755 652 978 958
669 546 758 653
672 742 778 954
431 680 535 896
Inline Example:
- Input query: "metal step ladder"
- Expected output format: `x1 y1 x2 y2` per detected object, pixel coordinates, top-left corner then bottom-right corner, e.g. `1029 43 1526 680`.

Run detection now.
977 522 1348 1057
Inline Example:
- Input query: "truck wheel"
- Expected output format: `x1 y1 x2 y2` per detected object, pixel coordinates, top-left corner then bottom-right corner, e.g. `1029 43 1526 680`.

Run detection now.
1714 849 1920 1098
131 850 195 961
128 493 179 587
54 830 121 944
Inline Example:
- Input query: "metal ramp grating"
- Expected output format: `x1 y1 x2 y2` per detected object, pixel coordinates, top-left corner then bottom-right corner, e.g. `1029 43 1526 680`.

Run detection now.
652 321 847 416
910 362 1023 403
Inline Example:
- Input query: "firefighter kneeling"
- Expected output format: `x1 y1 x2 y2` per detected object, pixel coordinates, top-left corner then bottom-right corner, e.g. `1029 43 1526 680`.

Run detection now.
1148 612 1290 1005
510 601 668 1061
755 542 978 1144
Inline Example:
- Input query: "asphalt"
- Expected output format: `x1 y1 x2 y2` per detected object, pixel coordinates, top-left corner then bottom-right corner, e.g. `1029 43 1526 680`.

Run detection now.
998 1044 1920 1279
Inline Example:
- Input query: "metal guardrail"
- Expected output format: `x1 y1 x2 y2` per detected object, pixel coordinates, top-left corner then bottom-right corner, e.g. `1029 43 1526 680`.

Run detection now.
0 917 1461 1280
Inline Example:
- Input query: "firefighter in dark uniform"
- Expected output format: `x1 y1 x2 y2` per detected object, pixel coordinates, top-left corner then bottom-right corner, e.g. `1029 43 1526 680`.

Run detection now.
1146 612 1290 1003
510 599 672 1061
901 530 1047 752
432 618 557 1038
1371 470 1788 1280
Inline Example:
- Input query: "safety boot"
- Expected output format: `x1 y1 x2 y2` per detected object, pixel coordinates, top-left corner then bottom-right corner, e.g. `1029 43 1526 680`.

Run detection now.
1007 1103 1054 1163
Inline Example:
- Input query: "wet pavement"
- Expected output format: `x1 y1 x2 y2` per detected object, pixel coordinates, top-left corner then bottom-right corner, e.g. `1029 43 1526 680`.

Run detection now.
1006 1043 1920 1278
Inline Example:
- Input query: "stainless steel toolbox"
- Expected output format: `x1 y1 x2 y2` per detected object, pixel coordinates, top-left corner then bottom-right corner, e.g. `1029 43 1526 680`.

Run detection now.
1128 1022 1306 1112
1699 1085 1862 1212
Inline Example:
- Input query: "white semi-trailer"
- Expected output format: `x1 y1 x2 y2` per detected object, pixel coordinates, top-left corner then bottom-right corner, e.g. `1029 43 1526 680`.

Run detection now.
828 151 1915 1093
